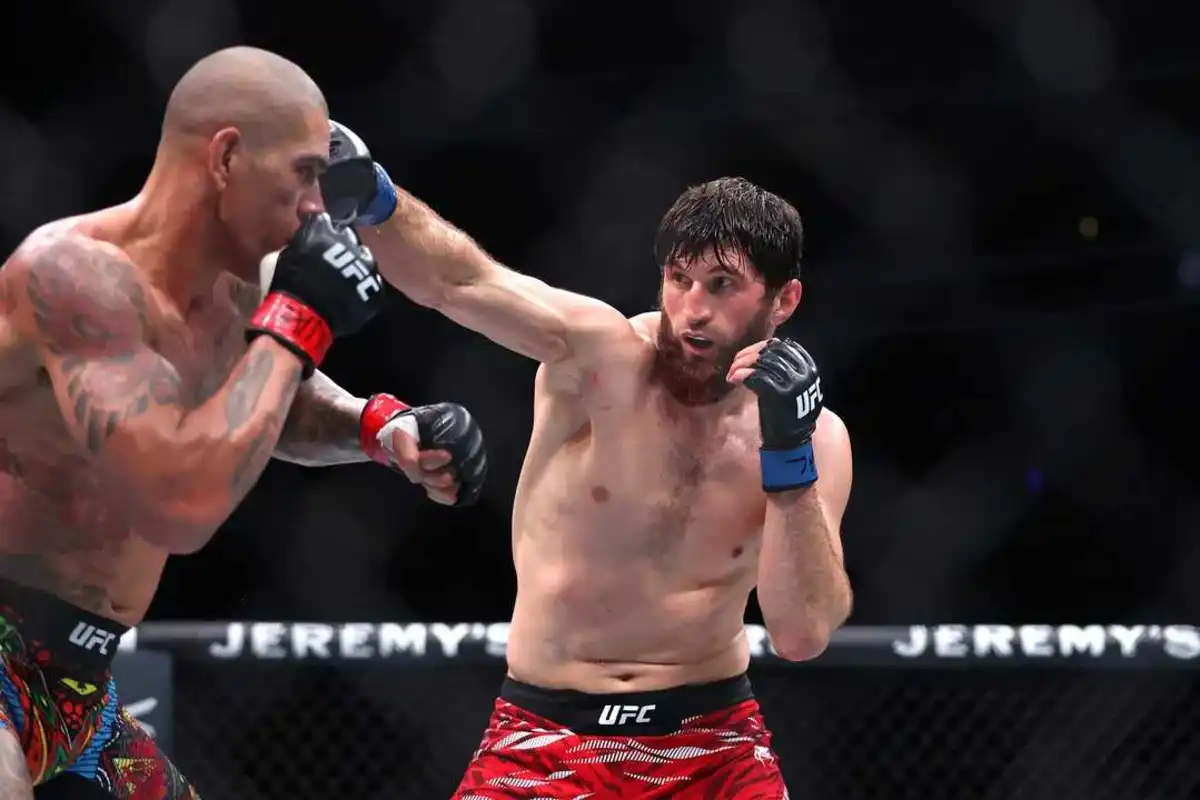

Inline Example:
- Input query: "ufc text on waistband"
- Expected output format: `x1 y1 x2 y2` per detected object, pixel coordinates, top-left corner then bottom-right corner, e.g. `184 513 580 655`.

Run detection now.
500 674 754 736
0 576 129 671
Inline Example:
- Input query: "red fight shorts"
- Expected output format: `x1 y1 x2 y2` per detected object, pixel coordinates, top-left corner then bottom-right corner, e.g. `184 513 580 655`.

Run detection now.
452 674 789 799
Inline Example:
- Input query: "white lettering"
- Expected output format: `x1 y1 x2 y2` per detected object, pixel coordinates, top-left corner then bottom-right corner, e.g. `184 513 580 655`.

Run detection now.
68 622 117 654
1019 624 1055 657
597 704 656 726
1108 625 1145 657
745 625 776 658
340 624 375 659
483 623 510 658
972 625 1015 657
250 623 289 659
356 275 382 302
1057 625 1106 657
210 624 244 659
933 625 970 657
892 626 927 657
291 623 334 658
322 242 356 268
1163 625 1200 659
378 623 427 657
430 623 471 657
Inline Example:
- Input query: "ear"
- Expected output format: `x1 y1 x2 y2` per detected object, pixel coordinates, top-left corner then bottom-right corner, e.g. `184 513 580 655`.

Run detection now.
771 279 802 326
207 127 242 190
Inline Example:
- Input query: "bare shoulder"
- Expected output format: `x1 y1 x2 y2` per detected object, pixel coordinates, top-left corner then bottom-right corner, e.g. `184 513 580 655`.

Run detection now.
813 408 853 519
815 408 850 450
2 225 149 355
628 311 663 341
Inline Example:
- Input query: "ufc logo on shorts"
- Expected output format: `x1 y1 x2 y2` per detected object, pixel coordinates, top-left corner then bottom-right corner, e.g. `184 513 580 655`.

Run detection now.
322 242 383 302
796 378 823 418
597 704 656 726
68 622 117 654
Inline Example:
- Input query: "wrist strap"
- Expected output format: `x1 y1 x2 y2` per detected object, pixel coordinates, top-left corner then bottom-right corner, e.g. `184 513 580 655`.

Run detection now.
247 293 333 377
359 163 398 226
359 393 412 465
760 441 818 492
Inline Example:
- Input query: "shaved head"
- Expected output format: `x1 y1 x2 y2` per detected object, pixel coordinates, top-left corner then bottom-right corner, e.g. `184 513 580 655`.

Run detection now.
162 46 327 148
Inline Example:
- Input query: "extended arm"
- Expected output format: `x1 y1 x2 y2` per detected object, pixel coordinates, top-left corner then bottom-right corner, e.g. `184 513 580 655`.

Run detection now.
5 235 304 552
357 187 633 370
756 410 854 661
316 120 634 373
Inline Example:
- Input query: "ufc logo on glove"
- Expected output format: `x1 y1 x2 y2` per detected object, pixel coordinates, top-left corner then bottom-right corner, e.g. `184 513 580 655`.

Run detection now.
323 241 383 302
796 378 823 418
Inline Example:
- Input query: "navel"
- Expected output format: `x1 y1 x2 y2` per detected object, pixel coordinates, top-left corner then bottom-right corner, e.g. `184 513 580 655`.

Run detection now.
590 485 610 503
731 546 744 559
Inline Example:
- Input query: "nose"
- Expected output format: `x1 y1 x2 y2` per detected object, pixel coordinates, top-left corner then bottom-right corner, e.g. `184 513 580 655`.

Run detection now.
681 283 714 327
298 185 325 217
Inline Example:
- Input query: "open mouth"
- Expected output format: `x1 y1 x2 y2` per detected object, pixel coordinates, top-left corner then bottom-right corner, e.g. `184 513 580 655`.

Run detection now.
681 333 714 352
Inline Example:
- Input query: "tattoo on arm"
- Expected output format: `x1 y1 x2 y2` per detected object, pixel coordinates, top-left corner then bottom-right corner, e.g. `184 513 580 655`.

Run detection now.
22 240 186 455
274 370 368 466
9 239 305 542
224 275 366 467
224 348 279 432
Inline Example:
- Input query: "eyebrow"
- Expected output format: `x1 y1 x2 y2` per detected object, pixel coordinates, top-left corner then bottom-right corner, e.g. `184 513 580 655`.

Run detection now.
672 261 742 278
296 154 330 171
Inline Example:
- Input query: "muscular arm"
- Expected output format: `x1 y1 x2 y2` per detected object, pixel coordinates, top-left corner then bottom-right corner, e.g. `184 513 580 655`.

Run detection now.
273 370 368 466
237 264 368 467
4 235 304 553
356 186 635 377
756 410 854 662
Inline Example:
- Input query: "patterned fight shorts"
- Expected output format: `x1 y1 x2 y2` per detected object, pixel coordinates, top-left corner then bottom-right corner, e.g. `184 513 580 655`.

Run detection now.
0 576 199 798
453 673 789 799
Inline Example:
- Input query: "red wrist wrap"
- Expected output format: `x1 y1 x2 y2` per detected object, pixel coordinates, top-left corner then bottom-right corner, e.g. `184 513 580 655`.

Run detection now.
359 393 412 464
249 293 334 373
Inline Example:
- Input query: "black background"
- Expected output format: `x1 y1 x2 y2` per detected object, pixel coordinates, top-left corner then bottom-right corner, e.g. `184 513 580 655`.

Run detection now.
4 0 1198 629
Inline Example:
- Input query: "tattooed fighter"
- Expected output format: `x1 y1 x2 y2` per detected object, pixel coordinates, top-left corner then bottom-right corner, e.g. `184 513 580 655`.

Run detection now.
0 48 486 799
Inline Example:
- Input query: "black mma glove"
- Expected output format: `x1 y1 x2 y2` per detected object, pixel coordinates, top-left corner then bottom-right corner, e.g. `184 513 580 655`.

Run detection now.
321 120 397 227
359 394 489 507
246 212 385 378
744 338 824 492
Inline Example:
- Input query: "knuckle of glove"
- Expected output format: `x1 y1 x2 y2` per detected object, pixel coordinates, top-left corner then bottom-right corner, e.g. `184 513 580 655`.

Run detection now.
276 222 382 336
324 121 383 227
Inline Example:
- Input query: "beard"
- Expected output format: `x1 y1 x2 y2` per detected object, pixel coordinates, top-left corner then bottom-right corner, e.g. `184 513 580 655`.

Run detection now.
654 305 773 406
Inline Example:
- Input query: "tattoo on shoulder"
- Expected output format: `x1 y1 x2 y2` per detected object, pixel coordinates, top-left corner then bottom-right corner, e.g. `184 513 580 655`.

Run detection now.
20 237 184 454
24 237 149 356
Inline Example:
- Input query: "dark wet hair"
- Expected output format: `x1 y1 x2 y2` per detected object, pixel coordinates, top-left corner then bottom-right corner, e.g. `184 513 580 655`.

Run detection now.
653 177 803 291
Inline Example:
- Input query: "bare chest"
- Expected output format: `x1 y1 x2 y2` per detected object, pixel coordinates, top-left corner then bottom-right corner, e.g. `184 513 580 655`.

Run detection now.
148 302 247 407
557 401 767 568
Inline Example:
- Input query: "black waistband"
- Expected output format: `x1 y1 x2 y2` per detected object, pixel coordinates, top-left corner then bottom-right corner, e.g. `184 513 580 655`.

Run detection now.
0 575 128 674
501 673 754 735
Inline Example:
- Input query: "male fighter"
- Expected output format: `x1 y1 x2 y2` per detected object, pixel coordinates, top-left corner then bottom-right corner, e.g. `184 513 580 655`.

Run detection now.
0 49 486 799
324 124 852 797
